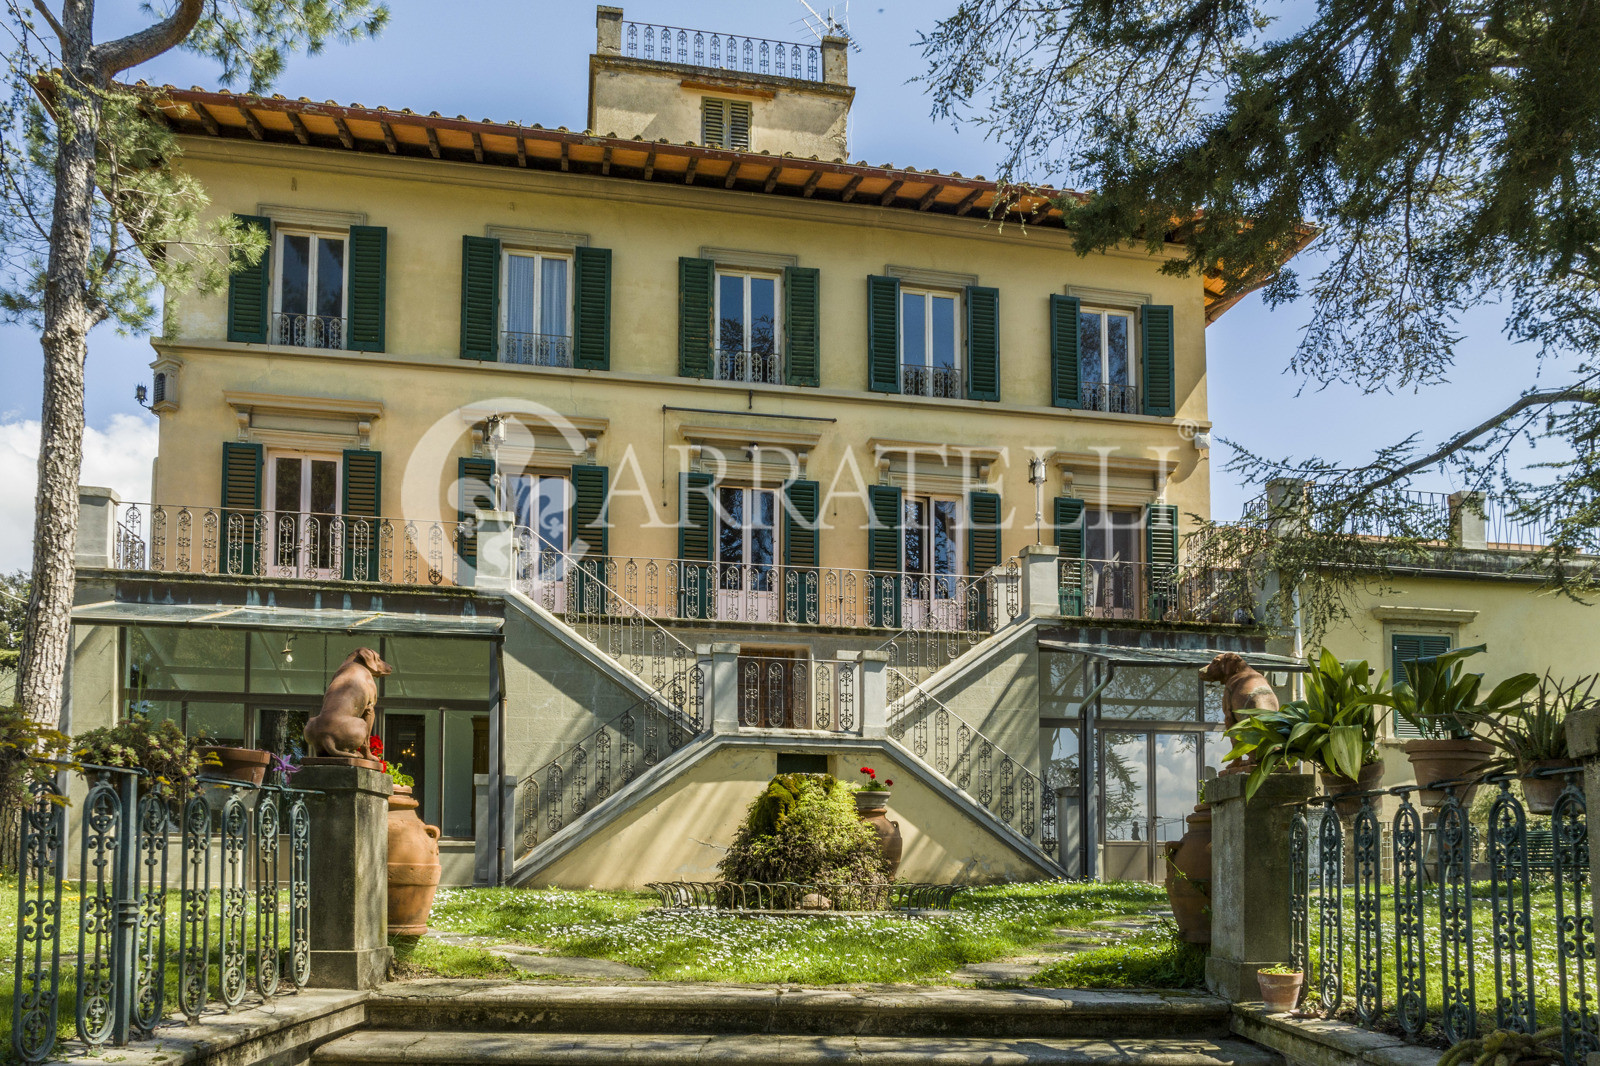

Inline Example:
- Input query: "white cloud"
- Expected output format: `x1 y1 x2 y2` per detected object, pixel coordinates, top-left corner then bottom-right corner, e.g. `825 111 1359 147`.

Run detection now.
0 414 158 572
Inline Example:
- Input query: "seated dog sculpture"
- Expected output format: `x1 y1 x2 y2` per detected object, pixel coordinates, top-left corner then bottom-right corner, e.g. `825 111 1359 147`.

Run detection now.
303 647 393 760
1198 651 1279 729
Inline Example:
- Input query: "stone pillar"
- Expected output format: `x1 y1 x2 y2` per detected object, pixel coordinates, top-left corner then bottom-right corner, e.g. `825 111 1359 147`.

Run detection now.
75 486 121 568
709 643 740 735
822 36 849 85
472 774 492 885
858 651 889 739
1448 491 1488 550
473 509 516 591
1205 770 1317 1002
1018 543 1060 621
1565 706 1600 970
596 5 623 55
295 763 393 989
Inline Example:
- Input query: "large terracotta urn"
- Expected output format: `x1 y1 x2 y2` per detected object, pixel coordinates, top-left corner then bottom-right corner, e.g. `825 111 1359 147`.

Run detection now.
387 785 442 935
1403 738 1495 809
855 791 903 879
1165 804 1211 944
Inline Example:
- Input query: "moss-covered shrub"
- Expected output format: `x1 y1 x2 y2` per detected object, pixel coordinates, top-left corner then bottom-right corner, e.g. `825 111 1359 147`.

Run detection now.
719 773 890 885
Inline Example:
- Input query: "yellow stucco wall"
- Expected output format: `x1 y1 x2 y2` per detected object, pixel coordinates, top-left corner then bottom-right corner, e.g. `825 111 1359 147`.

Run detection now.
150 137 1213 573
529 744 1052 889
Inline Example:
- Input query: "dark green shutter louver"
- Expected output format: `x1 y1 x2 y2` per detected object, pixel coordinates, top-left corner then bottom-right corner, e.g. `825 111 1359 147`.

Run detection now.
678 257 714 378
227 214 272 344
1141 304 1175 416
220 442 263 575
867 484 903 628
867 275 900 394
570 464 610 614
573 246 612 371
678 471 715 618
347 225 387 352
455 457 495 576
342 449 382 582
967 489 1003 629
1050 295 1081 409
784 266 820 387
1392 633 1453 738
1054 496 1085 616
783 479 821 623
1144 503 1178 621
965 286 1000 401
460 235 501 361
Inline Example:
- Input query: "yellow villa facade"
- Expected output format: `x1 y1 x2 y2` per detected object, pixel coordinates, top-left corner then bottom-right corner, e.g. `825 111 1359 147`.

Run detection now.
66 7 1312 889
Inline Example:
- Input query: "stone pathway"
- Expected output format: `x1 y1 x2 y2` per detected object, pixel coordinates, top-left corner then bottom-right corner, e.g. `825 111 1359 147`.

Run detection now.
949 912 1173 987
426 932 650 980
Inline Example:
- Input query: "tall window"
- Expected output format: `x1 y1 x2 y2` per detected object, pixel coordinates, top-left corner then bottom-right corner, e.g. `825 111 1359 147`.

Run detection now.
716 271 779 384
274 230 346 349
1083 507 1142 618
717 487 777 591
510 473 572 602
904 496 961 599
503 251 572 367
266 452 340 577
1079 308 1136 413
900 289 960 397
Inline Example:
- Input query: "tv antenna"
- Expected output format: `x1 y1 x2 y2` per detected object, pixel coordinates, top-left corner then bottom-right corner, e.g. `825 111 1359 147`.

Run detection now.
796 0 861 51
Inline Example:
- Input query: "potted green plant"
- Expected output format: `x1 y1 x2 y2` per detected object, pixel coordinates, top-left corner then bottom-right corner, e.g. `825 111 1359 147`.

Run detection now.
195 742 274 786
1457 671 1595 814
1375 645 1538 809
72 715 214 797
1257 964 1305 1013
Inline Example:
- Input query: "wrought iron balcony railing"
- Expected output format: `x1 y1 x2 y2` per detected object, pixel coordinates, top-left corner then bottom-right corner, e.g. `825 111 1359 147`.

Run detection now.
738 654 860 733
1059 557 1255 624
716 347 780 385
900 362 962 399
502 331 573 368
108 503 463 587
624 21 821 82
1079 382 1139 414
271 312 345 350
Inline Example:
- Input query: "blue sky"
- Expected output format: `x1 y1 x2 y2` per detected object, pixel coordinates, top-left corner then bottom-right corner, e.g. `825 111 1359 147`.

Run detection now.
0 1 1546 567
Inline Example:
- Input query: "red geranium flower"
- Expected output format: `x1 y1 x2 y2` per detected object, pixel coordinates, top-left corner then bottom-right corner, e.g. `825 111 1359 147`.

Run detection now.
380 760 389 772
885 779 894 787
370 736 384 757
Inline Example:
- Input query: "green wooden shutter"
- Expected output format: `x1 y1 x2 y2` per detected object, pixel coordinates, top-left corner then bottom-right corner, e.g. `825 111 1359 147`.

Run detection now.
570 464 610 613
678 471 715 618
573 246 612 371
679 257 714 378
460 235 501 361
965 286 1000 401
342 449 382 582
455 457 495 576
701 98 727 148
227 215 272 344
783 479 821 623
867 484 903 628
220 442 263 575
1144 503 1178 620
1050 295 1081 409
1141 304 1175 416
967 489 1003 629
347 225 387 352
1392 633 1453 738
867 275 901 394
1054 496 1085 615
784 266 820 387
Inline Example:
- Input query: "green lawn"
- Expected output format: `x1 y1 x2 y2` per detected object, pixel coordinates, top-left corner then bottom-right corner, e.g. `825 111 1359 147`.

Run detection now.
394 879 1200 986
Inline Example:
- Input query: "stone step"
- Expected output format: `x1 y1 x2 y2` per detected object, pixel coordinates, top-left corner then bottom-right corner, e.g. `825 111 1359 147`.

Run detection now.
313 1031 1282 1066
365 981 1235 1040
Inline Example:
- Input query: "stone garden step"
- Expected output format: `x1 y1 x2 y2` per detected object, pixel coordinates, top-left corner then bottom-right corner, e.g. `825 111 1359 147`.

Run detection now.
364 981 1237 1040
313 1031 1282 1066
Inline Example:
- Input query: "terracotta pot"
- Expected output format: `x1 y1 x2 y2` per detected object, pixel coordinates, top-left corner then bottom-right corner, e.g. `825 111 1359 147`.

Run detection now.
1320 762 1386 819
198 746 273 786
387 785 442 936
1403 738 1495 809
1170 804 1212 883
1163 840 1210 945
1520 759 1581 815
1257 969 1305 1013
854 791 903 879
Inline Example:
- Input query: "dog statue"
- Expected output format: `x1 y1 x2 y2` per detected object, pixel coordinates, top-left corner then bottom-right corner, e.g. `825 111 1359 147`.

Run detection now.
303 647 393 760
1198 651 1280 730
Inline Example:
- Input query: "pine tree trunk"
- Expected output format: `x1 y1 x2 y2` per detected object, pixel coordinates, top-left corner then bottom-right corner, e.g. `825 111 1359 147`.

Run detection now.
15 3 104 727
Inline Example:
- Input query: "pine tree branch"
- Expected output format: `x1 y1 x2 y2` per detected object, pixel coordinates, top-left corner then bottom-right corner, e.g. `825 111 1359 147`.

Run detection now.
88 0 204 81
1363 387 1600 494
30 0 64 43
